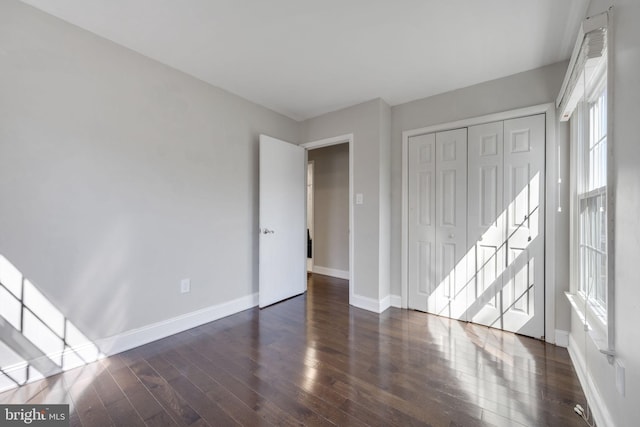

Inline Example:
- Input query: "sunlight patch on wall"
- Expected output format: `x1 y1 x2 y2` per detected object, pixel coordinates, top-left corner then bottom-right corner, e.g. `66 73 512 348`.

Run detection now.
0 255 104 392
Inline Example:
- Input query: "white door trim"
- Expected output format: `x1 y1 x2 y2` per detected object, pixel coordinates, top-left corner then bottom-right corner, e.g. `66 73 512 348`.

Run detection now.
301 134 354 304
401 104 558 343
306 160 315 272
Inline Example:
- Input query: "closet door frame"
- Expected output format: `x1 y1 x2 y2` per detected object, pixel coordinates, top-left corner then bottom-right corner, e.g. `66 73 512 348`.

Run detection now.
401 103 559 344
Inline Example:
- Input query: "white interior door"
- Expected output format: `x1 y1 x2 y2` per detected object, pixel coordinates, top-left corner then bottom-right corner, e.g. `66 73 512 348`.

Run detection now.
467 121 505 328
502 114 545 338
259 135 306 308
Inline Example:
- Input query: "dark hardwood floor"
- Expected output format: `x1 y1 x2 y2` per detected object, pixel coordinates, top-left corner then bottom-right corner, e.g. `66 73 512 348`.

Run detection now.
0 274 587 426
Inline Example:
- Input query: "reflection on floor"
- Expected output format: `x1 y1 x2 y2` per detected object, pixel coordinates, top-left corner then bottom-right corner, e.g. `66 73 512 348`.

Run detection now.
0 274 587 426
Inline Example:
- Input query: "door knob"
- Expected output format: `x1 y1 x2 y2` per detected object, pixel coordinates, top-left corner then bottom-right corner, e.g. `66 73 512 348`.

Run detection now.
262 228 275 234
449 233 454 239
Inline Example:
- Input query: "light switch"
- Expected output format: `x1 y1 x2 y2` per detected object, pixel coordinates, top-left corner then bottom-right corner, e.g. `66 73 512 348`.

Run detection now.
355 193 364 205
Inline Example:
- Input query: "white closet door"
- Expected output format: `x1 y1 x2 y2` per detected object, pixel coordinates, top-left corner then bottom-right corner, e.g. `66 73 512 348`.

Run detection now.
467 121 505 329
408 114 545 339
502 114 545 338
433 128 468 319
408 134 436 310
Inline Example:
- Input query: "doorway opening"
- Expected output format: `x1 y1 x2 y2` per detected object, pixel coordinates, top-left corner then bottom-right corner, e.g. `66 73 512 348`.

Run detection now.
306 143 349 279
301 134 354 301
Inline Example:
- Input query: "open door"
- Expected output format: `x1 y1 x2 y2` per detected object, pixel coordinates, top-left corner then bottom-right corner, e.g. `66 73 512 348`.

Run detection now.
259 135 306 308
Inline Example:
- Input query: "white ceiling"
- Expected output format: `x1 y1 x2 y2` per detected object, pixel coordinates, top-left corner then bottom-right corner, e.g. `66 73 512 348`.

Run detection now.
20 0 588 121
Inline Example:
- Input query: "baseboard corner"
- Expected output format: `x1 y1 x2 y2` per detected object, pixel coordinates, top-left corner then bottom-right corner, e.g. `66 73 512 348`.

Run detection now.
390 294 402 308
312 266 349 280
350 293 390 314
555 329 569 348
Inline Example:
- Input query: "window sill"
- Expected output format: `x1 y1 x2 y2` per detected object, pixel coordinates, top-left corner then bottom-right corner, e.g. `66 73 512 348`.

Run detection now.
565 292 614 362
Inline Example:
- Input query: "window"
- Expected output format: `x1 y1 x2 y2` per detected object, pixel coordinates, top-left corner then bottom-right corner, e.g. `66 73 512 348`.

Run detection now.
559 10 613 357
576 79 607 320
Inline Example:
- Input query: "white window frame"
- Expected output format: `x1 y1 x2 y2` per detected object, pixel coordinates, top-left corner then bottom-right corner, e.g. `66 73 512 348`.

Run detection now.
558 9 615 361
564 26 615 361
573 71 608 331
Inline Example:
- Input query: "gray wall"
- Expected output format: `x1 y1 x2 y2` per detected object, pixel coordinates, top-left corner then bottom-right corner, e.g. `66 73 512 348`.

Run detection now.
390 61 571 330
307 144 349 273
0 0 299 345
567 1 640 425
301 99 392 301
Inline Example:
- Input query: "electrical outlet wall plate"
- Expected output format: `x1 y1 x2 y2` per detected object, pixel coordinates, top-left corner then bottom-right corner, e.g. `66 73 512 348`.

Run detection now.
180 278 191 294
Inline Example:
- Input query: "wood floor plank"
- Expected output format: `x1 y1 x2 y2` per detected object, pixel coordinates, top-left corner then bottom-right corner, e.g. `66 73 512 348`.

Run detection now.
105 395 147 427
92 370 127 407
66 378 113 427
129 360 204 427
174 345 307 427
198 322 464 426
145 354 240 427
229 319 483 426
69 411 82 427
108 364 173 424
200 343 351 427
215 343 393 427
160 349 272 427
0 273 588 427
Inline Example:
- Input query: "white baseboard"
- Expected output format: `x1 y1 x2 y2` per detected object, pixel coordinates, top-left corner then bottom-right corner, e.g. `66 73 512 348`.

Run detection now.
350 293 390 314
567 333 615 427
98 293 258 356
0 338 107 393
312 265 349 280
390 294 402 308
380 295 391 312
0 364 44 394
0 293 258 393
555 329 569 348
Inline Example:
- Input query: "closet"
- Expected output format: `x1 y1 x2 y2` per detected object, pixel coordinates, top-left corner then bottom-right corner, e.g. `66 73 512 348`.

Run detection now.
407 114 545 338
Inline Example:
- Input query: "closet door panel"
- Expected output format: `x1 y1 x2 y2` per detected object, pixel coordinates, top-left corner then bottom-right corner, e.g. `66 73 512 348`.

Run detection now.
408 133 436 311
433 128 467 320
503 114 545 338
467 121 505 329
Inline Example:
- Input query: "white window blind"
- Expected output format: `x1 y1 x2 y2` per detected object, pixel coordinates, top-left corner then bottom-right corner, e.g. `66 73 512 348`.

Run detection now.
557 13 607 122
